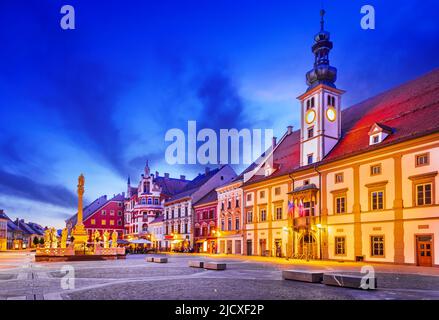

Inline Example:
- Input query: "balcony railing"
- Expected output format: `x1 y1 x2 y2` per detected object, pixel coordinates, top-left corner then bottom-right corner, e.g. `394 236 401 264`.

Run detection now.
293 216 318 229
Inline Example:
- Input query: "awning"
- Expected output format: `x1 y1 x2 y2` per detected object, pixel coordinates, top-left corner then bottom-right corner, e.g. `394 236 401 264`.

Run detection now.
129 239 152 244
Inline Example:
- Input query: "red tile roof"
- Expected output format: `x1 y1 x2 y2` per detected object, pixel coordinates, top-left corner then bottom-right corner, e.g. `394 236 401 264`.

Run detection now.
243 68 439 186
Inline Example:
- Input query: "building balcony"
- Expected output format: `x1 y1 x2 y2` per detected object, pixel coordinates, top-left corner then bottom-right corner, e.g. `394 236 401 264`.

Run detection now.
293 216 319 230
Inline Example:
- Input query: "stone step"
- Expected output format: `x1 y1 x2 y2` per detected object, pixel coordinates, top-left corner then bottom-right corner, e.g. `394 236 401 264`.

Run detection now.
188 260 205 268
322 273 377 290
204 262 226 270
146 257 154 262
282 270 324 283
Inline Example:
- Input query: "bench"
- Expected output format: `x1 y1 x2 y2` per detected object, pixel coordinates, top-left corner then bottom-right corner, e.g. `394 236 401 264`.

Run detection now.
188 260 205 268
322 273 377 290
154 257 168 263
204 262 226 270
282 270 324 283
146 257 154 262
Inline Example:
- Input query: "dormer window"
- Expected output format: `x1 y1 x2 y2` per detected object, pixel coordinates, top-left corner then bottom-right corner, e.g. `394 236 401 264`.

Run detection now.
368 123 392 146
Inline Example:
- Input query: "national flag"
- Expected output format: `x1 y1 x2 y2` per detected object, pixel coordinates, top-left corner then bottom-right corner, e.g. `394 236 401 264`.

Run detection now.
287 200 295 219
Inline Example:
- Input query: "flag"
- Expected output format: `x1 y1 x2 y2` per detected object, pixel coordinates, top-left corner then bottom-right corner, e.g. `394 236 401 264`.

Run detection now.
299 199 304 217
287 200 294 219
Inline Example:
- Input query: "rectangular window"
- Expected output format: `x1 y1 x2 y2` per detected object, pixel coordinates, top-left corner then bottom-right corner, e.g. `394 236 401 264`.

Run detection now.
260 209 267 222
235 198 239 208
228 200 232 209
335 237 346 255
221 220 225 231
371 236 384 257
415 153 429 167
101 210 106 215
274 187 281 196
110 220 114 226
118 220 122 226
91 219 96 225
371 191 384 210
307 154 313 165
416 183 432 206
227 218 232 231
110 210 114 216
260 191 265 199
118 211 122 216
221 202 225 211
335 196 346 214
275 207 283 220
308 126 314 139
246 193 252 202
370 164 382 176
235 218 240 230
335 173 344 184
101 220 106 226
247 211 253 223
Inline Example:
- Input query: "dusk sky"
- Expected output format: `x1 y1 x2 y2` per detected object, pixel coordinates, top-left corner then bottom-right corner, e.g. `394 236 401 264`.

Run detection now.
0 0 438 228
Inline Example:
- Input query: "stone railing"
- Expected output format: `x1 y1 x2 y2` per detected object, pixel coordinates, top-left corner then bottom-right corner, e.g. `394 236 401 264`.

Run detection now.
36 247 75 256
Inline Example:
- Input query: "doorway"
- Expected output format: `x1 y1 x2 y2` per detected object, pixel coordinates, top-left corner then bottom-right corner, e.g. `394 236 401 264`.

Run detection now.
298 232 317 259
416 235 433 267
246 240 252 256
274 239 282 257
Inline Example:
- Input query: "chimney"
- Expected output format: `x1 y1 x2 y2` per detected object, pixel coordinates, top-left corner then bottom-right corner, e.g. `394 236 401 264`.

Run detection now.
272 137 277 149
205 167 210 175
180 175 186 180
155 171 159 178
164 173 170 178
287 126 293 135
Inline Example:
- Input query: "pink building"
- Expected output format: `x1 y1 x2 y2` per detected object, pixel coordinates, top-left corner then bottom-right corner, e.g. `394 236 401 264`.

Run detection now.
66 194 125 241
193 189 218 253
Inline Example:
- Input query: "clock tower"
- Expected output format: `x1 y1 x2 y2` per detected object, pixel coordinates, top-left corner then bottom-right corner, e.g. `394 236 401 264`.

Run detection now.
298 9 345 166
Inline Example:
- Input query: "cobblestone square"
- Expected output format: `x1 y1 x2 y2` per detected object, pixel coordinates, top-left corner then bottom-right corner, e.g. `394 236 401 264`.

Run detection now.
1 252 439 300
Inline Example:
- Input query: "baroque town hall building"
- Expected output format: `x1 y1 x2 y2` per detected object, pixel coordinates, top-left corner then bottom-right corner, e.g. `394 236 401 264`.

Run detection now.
239 11 439 266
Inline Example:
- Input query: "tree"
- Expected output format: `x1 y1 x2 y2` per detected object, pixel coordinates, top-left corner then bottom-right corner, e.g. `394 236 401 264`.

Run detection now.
33 237 40 247
39 238 44 245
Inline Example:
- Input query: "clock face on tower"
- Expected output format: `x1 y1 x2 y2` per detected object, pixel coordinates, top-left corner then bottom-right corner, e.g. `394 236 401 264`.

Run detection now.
326 107 336 122
305 109 316 124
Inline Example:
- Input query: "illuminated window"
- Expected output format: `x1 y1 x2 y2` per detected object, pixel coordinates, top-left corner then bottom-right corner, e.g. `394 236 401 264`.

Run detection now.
416 183 432 206
370 164 382 176
275 207 283 220
335 237 346 255
335 196 346 214
110 220 115 226
370 191 384 210
91 219 96 225
335 173 344 184
246 211 253 223
260 209 267 222
101 220 106 226
415 153 429 167
371 236 384 257
274 187 281 196
110 210 114 216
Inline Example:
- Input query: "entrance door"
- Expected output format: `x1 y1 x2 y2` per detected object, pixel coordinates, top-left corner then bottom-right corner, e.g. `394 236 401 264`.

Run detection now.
226 240 233 254
417 235 433 267
274 239 282 257
259 239 267 256
235 240 242 254
246 240 252 256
